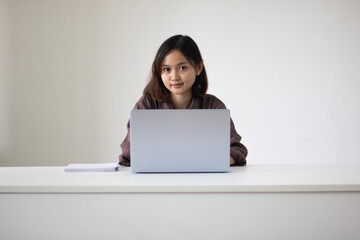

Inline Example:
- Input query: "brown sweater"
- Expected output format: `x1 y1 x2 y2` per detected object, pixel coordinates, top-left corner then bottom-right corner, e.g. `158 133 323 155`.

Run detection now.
119 94 247 166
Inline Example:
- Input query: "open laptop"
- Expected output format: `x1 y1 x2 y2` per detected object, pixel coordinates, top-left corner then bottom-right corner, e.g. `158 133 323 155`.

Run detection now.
130 109 230 173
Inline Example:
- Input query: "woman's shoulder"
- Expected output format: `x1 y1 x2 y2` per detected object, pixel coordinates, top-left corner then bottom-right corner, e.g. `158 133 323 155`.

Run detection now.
201 94 227 109
134 93 172 109
134 94 159 109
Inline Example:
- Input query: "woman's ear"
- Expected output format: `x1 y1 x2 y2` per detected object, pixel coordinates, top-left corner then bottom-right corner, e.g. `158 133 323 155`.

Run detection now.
196 61 204 76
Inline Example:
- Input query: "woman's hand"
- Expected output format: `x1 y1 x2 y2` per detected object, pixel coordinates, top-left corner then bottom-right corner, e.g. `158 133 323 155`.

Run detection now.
230 156 235 166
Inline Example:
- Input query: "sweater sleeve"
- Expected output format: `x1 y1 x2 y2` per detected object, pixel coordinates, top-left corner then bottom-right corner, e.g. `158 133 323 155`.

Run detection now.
119 120 131 166
118 95 157 166
229 119 247 166
203 95 247 166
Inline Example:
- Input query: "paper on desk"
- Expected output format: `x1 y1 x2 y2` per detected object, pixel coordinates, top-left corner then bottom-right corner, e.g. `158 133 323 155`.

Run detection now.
64 163 119 172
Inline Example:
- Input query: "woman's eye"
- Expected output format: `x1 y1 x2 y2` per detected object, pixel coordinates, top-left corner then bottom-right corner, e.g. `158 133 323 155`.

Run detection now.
163 68 170 72
179 66 187 71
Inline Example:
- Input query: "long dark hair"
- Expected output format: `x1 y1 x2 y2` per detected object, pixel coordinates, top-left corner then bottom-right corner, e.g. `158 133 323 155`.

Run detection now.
143 35 208 102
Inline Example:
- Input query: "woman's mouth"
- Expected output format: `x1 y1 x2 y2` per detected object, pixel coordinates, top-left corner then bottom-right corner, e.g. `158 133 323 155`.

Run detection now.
171 83 183 88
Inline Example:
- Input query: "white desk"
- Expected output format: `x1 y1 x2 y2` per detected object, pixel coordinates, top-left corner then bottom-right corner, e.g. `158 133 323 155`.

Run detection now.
1 165 360 240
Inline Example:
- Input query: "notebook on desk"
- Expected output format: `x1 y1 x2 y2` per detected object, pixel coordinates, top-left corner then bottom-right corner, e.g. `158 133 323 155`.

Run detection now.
130 109 230 173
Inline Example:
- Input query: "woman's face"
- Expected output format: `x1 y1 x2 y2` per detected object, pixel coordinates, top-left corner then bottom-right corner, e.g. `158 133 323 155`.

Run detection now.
161 50 201 99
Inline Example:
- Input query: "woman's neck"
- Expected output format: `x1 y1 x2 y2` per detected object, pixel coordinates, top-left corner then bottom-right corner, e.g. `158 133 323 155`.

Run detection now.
171 93 193 109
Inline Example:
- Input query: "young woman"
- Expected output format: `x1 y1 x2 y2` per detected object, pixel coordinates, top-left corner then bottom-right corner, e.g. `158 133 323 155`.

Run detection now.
119 35 247 166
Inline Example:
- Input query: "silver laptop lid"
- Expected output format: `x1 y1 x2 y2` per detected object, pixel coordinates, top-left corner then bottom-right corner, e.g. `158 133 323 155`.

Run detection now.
130 109 230 173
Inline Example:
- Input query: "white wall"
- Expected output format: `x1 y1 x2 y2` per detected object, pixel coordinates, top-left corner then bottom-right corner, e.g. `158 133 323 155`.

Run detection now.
1 0 359 166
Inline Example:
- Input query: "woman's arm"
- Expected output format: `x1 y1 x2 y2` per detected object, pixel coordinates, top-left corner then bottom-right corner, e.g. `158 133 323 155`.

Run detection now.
203 95 248 166
230 119 247 166
119 94 158 166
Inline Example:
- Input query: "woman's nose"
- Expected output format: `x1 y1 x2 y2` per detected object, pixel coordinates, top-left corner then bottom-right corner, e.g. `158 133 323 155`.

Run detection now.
171 69 180 80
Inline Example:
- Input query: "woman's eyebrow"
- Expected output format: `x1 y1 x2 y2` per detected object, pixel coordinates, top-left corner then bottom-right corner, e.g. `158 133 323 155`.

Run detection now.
162 61 188 67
